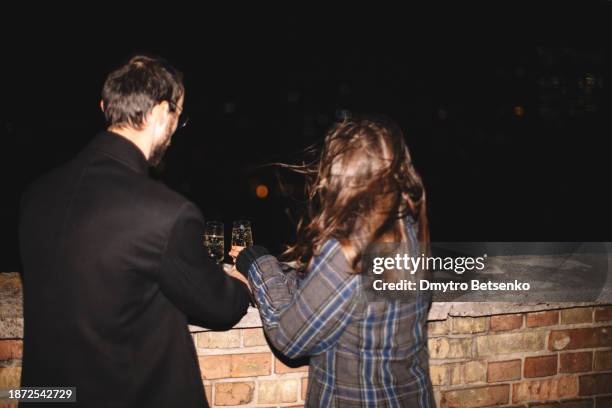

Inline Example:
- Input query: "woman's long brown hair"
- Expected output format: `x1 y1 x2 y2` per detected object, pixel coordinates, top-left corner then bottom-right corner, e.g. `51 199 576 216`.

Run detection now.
281 115 429 274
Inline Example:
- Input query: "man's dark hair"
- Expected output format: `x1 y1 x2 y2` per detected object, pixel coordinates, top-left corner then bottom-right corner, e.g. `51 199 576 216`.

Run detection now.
101 55 184 130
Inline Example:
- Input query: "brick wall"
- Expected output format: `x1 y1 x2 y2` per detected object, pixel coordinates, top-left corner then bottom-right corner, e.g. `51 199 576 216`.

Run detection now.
194 328 308 407
2 268 611 408
429 306 612 408
5 307 609 407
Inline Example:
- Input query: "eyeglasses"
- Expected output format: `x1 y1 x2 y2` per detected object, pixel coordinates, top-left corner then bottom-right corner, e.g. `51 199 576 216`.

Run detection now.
169 101 189 129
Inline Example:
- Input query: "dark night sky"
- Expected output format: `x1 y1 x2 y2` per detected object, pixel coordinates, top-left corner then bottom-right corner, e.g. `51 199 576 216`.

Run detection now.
1 6 611 270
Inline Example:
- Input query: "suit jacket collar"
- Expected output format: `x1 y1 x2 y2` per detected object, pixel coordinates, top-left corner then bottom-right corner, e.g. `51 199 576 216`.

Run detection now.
88 131 149 175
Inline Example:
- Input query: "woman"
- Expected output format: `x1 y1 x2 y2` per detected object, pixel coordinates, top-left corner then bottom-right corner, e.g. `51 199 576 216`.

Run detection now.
234 115 434 407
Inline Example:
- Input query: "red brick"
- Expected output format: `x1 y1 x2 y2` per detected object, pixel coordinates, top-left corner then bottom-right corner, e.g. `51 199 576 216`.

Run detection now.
512 376 578 403
0 340 22 360
524 355 558 378
487 359 521 383
560 352 593 373
490 314 523 331
549 326 612 351
441 384 509 407
595 306 612 322
527 310 559 327
594 350 612 371
579 373 612 396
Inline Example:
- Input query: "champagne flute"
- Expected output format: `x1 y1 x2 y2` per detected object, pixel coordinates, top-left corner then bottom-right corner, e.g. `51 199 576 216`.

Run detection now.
203 221 225 264
232 220 253 249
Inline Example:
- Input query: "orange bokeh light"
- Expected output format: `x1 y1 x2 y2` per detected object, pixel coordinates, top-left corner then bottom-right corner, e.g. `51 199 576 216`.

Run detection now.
255 184 269 199
513 106 525 117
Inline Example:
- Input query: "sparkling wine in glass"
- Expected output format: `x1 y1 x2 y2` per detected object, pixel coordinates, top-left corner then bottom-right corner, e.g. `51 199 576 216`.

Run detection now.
232 220 253 249
204 221 225 264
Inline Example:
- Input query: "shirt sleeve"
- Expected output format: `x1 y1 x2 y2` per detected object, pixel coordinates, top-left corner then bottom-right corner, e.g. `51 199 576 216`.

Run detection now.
238 240 360 358
158 202 251 329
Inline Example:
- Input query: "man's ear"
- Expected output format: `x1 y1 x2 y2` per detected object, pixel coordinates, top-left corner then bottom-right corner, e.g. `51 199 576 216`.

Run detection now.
147 101 171 131
150 102 168 123
99 100 105 112
155 101 171 114
158 100 170 115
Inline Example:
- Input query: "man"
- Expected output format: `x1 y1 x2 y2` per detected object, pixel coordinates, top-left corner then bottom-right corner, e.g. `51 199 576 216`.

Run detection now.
18 55 251 407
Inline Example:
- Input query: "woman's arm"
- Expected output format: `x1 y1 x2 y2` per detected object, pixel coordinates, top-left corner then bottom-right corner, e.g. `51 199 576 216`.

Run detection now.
236 240 360 358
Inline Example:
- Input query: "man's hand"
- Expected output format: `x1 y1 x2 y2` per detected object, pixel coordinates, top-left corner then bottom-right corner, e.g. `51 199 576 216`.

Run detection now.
226 265 257 307
226 265 250 290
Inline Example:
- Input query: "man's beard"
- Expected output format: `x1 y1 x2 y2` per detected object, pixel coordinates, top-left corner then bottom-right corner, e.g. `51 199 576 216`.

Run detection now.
148 121 175 167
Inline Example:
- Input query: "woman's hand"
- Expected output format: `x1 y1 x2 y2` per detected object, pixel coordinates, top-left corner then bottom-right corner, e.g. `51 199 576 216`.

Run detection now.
228 245 249 289
229 245 245 262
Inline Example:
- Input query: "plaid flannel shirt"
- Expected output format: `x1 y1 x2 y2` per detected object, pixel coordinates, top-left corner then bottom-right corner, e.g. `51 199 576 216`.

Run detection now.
238 224 434 407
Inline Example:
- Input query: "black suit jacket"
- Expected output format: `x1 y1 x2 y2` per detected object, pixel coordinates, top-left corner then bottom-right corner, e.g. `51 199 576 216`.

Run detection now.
18 131 251 407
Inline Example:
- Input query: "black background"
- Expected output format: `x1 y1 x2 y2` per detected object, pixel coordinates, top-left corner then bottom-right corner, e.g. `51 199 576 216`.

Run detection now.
1 5 610 271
